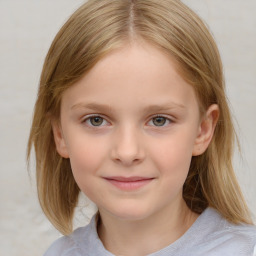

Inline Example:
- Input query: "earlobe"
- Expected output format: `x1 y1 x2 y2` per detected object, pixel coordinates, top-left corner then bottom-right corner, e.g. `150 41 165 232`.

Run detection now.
51 120 69 158
192 104 219 156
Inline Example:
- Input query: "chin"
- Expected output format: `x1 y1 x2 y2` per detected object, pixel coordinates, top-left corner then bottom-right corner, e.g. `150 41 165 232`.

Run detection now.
103 203 154 222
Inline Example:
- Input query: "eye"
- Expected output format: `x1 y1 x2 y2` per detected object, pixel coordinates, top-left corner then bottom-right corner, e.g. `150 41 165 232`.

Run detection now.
83 115 108 127
148 115 171 127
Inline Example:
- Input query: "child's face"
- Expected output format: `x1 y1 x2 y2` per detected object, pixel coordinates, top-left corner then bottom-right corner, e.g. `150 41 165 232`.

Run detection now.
53 41 214 221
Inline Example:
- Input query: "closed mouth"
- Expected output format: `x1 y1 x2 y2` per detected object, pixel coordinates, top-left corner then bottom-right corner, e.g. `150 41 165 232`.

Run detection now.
103 176 155 190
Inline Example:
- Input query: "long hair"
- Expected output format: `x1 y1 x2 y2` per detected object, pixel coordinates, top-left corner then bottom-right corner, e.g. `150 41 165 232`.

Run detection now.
27 0 252 235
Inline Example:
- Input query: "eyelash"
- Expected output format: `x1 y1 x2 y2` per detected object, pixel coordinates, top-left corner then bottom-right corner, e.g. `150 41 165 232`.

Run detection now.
82 114 173 128
82 114 109 128
148 115 172 127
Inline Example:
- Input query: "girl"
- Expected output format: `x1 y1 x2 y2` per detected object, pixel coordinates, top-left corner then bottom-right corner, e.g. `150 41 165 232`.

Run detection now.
27 0 256 255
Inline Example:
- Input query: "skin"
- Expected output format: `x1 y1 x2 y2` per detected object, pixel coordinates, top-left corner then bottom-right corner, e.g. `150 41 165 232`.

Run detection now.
52 41 219 255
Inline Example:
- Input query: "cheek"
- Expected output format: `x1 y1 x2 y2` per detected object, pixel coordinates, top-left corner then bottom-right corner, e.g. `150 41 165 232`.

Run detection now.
67 136 108 185
148 133 195 200
150 130 196 177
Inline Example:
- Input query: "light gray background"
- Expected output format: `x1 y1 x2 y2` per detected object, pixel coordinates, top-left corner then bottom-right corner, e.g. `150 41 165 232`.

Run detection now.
0 1 255 255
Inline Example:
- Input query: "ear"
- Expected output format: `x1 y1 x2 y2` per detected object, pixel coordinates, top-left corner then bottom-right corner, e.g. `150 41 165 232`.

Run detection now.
51 120 69 158
192 104 219 156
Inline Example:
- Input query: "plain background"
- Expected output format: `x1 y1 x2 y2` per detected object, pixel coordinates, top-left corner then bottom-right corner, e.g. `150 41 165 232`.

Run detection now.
0 1 255 255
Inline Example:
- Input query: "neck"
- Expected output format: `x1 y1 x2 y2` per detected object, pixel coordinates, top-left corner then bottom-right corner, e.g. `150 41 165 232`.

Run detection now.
97 200 199 256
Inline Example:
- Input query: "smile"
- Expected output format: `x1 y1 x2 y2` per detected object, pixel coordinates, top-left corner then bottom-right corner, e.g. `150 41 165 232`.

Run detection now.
103 176 154 191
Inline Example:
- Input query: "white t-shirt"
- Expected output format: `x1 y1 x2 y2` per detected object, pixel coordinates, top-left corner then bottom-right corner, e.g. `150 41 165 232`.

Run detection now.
44 207 256 256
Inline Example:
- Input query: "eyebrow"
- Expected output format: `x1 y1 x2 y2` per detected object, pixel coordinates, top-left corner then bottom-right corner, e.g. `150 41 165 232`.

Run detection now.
71 102 114 113
141 103 185 112
71 102 185 113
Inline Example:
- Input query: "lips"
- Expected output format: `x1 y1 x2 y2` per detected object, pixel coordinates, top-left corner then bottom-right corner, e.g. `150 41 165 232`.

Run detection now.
103 176 154 191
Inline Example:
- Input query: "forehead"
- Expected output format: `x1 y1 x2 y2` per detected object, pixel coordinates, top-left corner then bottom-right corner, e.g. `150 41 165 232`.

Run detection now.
61 42 199 114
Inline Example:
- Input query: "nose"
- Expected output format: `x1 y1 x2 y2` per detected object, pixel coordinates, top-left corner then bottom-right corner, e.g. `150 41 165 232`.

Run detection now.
110 125 145 166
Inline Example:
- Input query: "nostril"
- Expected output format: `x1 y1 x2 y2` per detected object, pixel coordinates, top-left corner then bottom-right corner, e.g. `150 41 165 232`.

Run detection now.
113 156 142 166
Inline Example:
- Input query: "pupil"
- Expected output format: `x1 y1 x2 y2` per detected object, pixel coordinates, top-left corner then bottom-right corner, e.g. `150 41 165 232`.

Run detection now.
153 117 166 126
91 117 103 126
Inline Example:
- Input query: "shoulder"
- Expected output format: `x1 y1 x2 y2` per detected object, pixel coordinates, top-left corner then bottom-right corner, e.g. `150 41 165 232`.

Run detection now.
43 226 87 256
213 219 256 255
193 208 256 256
43 216 98 256
206 208 256 241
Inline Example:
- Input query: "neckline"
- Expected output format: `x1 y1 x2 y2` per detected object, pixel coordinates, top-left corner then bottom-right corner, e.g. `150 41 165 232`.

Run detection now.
88 207 215 255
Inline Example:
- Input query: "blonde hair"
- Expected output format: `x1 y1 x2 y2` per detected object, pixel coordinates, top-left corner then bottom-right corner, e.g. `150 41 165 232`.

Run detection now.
27 0 252 235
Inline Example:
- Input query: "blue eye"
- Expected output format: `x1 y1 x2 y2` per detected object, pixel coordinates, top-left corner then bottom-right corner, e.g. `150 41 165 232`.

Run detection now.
149 116 171 127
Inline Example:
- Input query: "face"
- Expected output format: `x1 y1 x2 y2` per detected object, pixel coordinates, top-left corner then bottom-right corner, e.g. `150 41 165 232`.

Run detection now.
53 42 217 222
